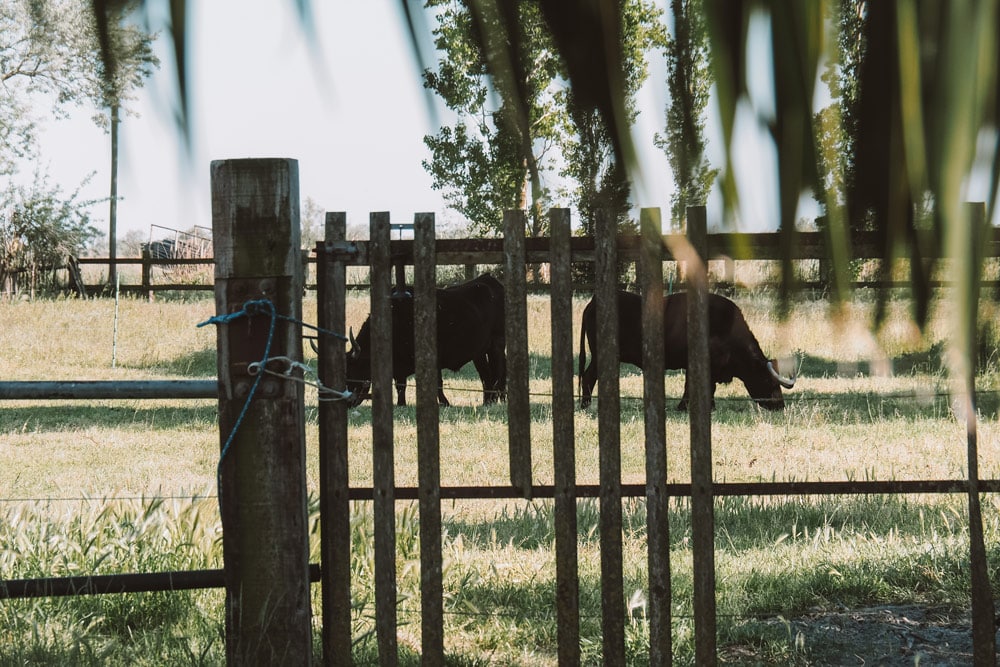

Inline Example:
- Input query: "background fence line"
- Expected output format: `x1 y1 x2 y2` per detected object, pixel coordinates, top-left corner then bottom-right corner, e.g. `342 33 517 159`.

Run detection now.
62 220 1000 297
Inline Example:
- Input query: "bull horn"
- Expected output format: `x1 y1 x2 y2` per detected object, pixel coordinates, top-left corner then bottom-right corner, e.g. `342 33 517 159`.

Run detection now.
348 327 356 348
767 360 796 389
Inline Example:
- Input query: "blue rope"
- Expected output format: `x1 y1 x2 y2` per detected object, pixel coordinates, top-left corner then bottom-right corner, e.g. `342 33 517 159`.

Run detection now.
197 299 277 511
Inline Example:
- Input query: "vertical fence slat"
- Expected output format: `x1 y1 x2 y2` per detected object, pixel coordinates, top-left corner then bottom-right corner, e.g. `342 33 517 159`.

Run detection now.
686 205 717 665
594 208 625 665
503 210 532 497
318 212 352 665
210 158 311 664
640 208 671 664
370 212 398 665
413 213 445 663
963 202 995 665
549 208 580 663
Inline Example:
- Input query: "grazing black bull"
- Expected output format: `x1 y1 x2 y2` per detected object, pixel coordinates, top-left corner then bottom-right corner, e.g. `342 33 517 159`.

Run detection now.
579 291 796 411
345 274 506 407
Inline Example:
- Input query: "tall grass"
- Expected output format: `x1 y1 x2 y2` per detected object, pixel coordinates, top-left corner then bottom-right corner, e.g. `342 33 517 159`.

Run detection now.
1 290 999 663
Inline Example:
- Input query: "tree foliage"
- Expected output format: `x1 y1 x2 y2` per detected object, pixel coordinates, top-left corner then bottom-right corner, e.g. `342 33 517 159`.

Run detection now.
0 173 100 296
422 0 565 236
423 0 663 240
0 1 93 176
563 0 665 238
658 0 716 231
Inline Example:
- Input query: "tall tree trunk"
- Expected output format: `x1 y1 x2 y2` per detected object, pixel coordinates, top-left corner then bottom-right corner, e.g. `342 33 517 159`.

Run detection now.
108 103 119 288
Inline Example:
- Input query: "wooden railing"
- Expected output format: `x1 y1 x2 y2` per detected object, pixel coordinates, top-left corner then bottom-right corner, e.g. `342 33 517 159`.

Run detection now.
73 225 1000 297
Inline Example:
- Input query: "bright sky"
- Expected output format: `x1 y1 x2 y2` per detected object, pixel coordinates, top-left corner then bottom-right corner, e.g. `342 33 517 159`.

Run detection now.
25 0 785 245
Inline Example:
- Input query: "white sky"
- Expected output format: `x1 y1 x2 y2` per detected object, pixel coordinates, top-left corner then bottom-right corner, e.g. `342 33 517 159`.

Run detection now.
24 0 787 244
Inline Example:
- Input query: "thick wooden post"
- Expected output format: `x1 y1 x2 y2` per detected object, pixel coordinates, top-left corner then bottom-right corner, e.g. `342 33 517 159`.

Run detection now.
413 213 445 663
317 212 352 665
210 158 311 665
369 212 398 665
549 208 580 663
686 205 716 665
639 208 671 664
594 207 625 665
141 248 153 302
503 210 532 497
959 202 995 665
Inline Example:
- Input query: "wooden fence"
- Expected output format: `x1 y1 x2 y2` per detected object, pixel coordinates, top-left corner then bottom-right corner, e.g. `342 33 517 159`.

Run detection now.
3 157 996 666
72 221 1000 298
312 203 997 665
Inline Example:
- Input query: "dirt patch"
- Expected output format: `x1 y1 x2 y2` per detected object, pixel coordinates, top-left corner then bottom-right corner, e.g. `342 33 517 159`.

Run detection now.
759 605 987 665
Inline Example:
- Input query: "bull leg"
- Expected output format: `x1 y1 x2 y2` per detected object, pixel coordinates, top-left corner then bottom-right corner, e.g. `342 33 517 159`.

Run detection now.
677 375 716 411
395 378 407 406
437 370 450 406
472 355 496 404
580 357 598 408
487 345 507 402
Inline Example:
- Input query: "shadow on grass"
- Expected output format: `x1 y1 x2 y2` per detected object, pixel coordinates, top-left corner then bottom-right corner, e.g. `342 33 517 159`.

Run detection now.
131 348 217 377
442 493 975 556
0 404 217 433
796 343 946 378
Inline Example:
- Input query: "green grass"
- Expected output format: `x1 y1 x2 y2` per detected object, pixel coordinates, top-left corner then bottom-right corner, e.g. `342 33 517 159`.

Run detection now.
1 290 999 664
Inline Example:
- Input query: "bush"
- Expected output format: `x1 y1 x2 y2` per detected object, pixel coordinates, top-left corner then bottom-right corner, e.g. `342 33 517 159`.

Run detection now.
0 172 101 297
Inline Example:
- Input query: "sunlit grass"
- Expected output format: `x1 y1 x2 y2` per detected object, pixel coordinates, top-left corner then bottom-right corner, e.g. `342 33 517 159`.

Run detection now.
1 289 998 663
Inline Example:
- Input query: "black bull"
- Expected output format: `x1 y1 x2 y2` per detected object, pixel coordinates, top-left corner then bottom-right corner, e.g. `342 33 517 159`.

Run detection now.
579 291 796 410
345 274 506 407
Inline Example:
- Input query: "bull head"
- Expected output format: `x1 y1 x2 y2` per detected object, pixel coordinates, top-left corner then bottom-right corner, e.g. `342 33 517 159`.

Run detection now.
767 360 797 389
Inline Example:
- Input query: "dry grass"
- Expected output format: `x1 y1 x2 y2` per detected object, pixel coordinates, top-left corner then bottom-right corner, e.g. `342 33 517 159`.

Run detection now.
2 287 999 664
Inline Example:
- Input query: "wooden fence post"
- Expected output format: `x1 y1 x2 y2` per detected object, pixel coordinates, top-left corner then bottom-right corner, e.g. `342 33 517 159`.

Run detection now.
317 212 352 665
960 201 996 665
369 212 399 665
503 210 532 497
594 207 625 665
210 158 312 665
686 205 717 665
141 248 153 302
548 208 580 663
413 212 445 662
639 208 670 664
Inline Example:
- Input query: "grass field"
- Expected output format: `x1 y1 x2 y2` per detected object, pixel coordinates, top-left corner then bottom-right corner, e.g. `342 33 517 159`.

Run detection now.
1 288 999 665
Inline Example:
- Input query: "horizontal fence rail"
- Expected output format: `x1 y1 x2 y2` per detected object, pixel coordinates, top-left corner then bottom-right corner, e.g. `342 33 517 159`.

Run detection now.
339 479 1000 500
70 227 1000 295
0 380 217 400
0 564 321 600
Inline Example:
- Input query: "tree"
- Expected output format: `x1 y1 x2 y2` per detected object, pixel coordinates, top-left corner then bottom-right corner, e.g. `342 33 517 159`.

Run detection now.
422 0 567 237
0 1 97 176
301 196 324 250
82 1 158 286
0 171 100 296
657 0 716 231
563 0 665 238
0 1 157 286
